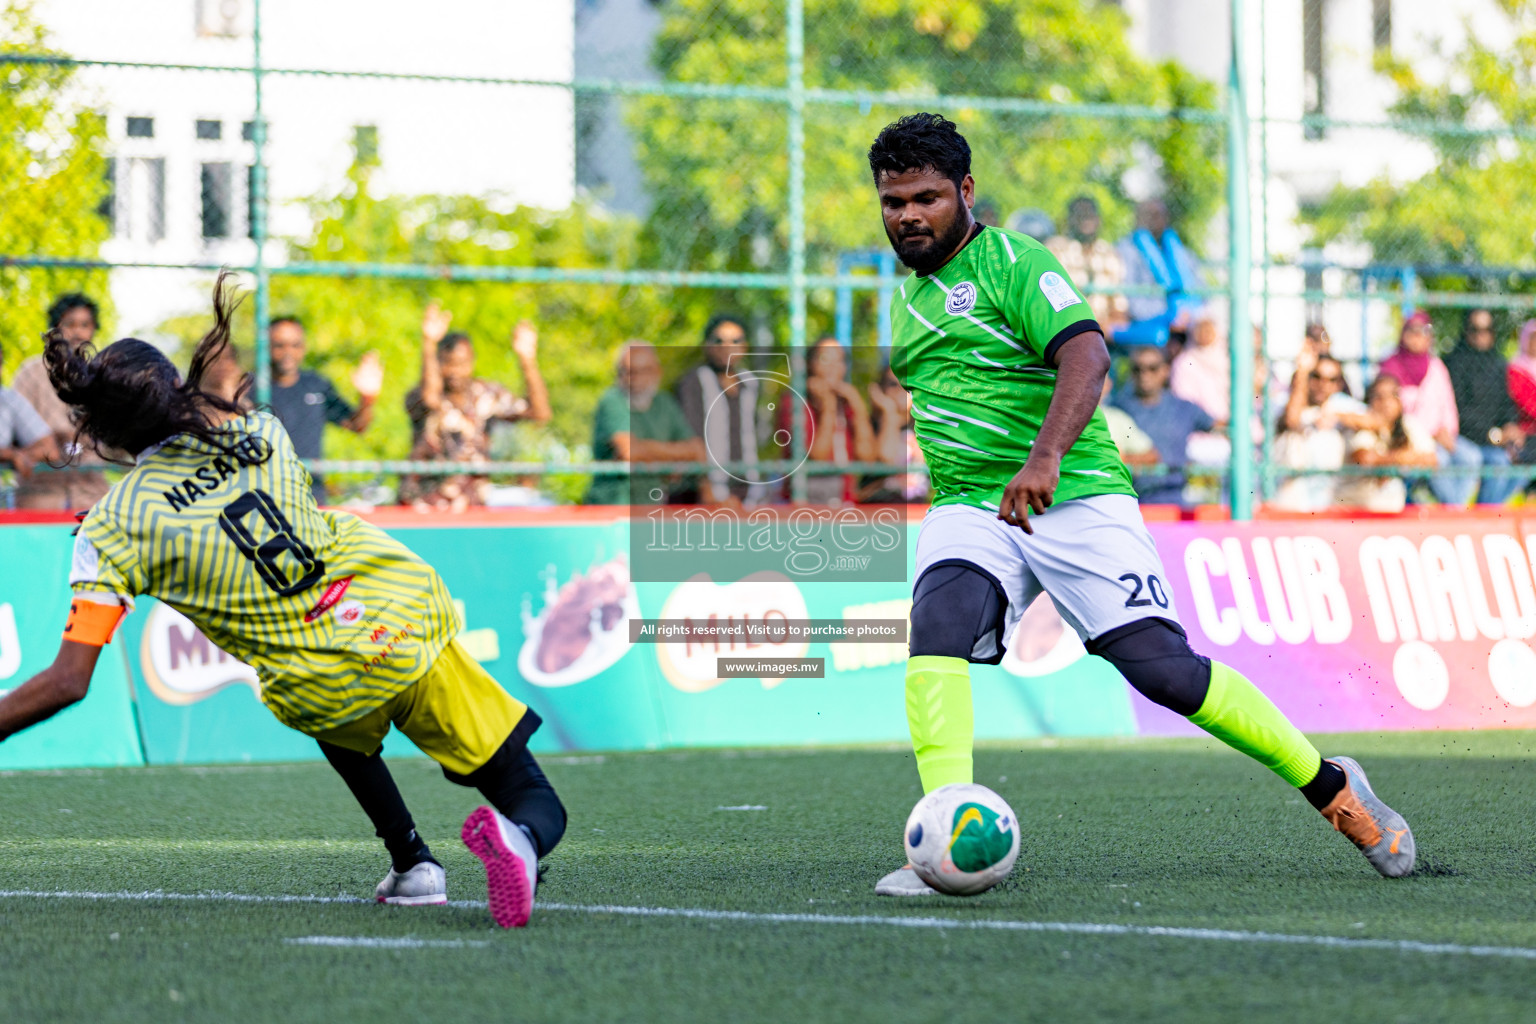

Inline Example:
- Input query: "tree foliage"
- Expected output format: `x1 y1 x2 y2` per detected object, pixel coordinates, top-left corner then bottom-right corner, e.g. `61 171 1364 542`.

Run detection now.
1306 0 1536 275
0 0 110 381
631 0 1223 303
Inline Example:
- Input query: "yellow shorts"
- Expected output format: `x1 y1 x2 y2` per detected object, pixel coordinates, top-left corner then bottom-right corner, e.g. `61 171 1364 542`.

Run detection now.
308 640 527 776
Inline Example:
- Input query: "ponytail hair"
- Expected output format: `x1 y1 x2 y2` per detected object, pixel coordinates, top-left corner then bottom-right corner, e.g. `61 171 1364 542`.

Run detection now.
45 271 259 461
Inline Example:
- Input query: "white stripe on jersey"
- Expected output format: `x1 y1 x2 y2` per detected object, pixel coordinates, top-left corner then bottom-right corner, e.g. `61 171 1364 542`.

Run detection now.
999 233 1017 263
906 304 946 335
924 435 997 457
925 402 1010 436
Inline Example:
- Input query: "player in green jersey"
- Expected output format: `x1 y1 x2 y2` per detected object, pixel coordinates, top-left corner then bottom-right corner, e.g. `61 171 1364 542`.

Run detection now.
866 114 1415 895
0 277 562 927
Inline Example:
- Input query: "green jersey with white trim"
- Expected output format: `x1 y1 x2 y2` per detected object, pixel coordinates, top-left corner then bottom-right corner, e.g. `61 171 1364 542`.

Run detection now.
889 225 1136 511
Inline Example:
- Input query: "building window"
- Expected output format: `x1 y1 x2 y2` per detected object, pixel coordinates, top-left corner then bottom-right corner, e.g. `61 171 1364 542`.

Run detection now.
247 164 260 240
118 157 165 242
196 119 223 141
241 120 257 142
353 125 379 166
1372 0 1391 53
201 162 234 239
126 116 154 139
98 158 115 225
1303 0 1326 140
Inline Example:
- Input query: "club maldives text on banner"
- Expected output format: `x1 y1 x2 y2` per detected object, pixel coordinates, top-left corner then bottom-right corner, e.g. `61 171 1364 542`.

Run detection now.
2 512 1536 768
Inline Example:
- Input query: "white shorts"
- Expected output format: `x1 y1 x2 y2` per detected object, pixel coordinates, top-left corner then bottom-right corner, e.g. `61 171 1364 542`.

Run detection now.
913 495 1182 661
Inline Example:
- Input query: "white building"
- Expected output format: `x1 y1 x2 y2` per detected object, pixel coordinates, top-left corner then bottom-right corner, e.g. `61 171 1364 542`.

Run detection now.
38 0 575 337
1119 0 1514 361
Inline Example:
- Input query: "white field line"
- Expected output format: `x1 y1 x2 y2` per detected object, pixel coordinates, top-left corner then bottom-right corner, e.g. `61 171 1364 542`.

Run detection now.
286 936 486 949
2 889 1534 961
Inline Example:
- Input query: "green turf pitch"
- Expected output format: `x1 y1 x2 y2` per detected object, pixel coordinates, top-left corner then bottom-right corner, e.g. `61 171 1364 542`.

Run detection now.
3 732 1536 1024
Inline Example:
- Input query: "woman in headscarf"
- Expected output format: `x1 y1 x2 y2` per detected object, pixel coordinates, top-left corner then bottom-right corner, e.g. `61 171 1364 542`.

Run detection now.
1379 311 1481 505
1508 319 1536 470
1443 308 1525 504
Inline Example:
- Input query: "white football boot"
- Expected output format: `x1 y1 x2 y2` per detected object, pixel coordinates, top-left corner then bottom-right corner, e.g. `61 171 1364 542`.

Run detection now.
462 806 539 928
375 860 447 906
875 864 936 896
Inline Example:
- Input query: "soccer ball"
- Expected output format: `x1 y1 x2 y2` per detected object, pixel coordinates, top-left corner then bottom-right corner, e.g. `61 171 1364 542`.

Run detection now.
903 783 1020 896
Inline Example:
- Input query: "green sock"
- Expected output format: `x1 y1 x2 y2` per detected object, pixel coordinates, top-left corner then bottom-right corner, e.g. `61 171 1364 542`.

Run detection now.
905 655 974 793
1189 662 1322 787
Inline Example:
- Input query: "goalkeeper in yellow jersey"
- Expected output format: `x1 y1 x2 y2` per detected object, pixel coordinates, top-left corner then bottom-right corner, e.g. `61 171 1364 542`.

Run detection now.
0 275 559 928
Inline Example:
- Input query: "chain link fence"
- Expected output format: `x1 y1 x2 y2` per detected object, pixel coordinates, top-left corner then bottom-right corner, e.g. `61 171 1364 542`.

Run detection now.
2 0 1533 515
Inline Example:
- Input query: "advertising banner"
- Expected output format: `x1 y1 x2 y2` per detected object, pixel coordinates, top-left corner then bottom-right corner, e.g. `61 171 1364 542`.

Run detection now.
1138 516 1536 736
6 510 1536 769
0 527 143 770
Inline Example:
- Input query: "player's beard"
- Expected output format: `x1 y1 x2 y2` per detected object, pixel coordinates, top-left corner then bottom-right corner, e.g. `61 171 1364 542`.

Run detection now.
889 211 973 275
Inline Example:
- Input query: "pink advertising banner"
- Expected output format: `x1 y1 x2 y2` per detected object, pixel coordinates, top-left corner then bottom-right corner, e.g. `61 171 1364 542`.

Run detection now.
1136 515 1536 736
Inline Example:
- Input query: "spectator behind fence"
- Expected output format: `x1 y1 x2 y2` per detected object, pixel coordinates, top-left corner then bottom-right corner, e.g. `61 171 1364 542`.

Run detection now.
1117 199 1203 345
10 294 111 509
1099 373 1159 471
674 313 762 507
1335 375 1438 513
859 365 929 503
779 337 878 506
1380 311 1481 506
586 340 704 506
1111 346 1212 506
268 315 382 502
1510 320 1536 467
402 303 551 511
1444 308 1525 505
1046 196 1129 338
1 351 56 490
1272 352 1373 511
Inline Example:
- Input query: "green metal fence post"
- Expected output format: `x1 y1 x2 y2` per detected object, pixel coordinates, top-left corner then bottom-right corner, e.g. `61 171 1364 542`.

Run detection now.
251 0 271 405
786 0 808 504
1257 0 1274 505
1227 0 1254 520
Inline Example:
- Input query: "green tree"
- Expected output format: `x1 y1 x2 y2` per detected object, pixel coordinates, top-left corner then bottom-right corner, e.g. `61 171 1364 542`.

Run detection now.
163 159 689 500
1305 0 1536 331
631 0 1222 331
0 0 111 381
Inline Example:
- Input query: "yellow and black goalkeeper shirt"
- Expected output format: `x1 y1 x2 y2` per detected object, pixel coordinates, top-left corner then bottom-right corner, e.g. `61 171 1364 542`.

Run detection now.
70 412 460 733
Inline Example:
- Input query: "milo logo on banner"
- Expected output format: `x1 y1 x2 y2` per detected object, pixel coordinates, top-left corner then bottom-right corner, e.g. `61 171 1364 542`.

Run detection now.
140 603 259 705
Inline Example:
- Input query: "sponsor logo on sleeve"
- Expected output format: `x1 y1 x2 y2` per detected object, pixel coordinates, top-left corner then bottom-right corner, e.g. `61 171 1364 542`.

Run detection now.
1039 271 1083 313
944 281 978 316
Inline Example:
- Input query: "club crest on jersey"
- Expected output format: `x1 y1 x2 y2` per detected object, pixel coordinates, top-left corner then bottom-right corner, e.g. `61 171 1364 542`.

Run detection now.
945 281 978 316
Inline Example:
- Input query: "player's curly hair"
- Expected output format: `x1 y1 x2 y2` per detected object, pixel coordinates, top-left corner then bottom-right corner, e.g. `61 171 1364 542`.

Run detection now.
867 112 971 188
44 271 259 461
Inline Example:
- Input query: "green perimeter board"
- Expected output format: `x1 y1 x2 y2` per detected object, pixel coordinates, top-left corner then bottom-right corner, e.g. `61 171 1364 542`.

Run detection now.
0 526 143 770
7 521 1135 767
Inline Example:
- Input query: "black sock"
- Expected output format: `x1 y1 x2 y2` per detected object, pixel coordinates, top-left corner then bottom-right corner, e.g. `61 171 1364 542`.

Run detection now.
444 737 567 858
318 741 437 872
383 828 438 874
1298 758 1347 811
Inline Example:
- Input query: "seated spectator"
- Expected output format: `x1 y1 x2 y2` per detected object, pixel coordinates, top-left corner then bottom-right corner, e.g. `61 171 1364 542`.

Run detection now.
1509 320 1536 468
859 365 929 503
1111 346 1213 506
585 340 705 506
1380 311 1481 506
10 293 111 509
1272 353 1374 511
402 303 551 511
1046 196 1129 338
268 315 383 502
1444 308 1525 505
674 313 763 507
779 337 877 506
1116 199 1203 346
1 354 56 493
1335 375 1438 513
1099 374 1159 470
